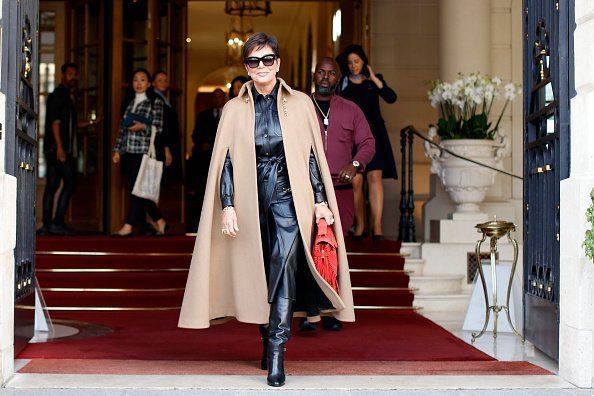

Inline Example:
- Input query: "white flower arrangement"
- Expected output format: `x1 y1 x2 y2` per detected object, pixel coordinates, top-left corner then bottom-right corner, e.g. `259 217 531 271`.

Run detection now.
427 72 521 140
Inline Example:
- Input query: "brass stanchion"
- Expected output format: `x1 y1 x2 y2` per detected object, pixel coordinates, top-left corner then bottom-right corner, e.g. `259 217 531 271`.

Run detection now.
471 217 524 343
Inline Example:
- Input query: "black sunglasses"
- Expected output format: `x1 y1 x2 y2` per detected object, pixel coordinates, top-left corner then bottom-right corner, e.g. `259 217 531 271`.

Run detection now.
245 54 277 69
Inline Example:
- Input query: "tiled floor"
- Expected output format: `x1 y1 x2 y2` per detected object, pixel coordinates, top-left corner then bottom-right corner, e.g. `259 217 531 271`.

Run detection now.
452 330 559 374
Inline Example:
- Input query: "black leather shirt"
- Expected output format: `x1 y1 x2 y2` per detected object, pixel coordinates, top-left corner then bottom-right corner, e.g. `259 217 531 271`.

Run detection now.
220 81 327 208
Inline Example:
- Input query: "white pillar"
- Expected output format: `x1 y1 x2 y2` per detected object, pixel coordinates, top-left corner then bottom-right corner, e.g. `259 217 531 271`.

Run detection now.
559 1 594 387
439 0 491 80
0 92 16 384
0 0 16 384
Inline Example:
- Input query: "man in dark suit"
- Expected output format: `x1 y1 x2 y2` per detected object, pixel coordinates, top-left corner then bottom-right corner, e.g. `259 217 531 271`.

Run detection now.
186 88 227 231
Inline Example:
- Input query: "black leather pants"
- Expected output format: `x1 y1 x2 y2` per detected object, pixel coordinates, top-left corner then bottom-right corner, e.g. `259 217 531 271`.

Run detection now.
259 183 300 303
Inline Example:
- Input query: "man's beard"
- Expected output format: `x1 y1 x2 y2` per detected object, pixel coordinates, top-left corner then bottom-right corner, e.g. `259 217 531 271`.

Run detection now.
315 82 336 96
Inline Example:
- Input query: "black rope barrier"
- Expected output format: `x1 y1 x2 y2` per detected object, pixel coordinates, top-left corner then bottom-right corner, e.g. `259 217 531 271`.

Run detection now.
404 125 523 180
397 125 523 242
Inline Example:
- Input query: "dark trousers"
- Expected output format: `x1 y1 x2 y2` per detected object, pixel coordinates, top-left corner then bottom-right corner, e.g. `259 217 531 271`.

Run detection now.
123 153 163 226
334 185 355 235
42 154 77 227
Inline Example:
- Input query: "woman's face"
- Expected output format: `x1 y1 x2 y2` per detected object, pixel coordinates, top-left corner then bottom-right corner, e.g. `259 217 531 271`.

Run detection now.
153 73 168 92
347 53 365 76
244 45 280 87
232 80 243 96
132 71 151 94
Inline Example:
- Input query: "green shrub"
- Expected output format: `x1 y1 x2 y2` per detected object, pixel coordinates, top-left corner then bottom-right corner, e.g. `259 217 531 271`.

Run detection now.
584 188 594 261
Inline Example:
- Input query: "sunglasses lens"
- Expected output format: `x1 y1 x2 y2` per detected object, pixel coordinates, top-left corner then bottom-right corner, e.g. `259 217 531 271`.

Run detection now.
246 58 259 68
262 56 276 66
245 56 276 68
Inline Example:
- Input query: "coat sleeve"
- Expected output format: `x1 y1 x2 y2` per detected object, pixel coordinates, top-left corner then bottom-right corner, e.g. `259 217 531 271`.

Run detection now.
114 108 129 153
220 150 234 208
376 74 397 104
151 97 165 134
308 149 327 204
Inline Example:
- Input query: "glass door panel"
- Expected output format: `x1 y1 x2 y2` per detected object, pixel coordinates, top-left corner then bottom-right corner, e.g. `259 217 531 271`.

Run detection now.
68 0 104 231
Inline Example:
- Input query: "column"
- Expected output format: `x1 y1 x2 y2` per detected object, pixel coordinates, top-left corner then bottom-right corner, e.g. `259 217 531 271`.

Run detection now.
559 0 594 387
439 0 491 80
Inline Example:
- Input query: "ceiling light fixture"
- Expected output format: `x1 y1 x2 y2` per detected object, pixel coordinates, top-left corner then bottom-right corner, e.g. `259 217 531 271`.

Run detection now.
224 1 272 17
225 16 253 65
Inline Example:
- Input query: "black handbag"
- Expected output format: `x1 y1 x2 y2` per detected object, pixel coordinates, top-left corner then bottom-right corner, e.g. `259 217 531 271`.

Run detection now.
123 112 152 128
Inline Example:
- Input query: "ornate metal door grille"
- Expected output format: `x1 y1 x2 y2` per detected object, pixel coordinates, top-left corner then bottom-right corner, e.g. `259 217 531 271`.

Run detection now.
2 0 38 313
523 0 573 361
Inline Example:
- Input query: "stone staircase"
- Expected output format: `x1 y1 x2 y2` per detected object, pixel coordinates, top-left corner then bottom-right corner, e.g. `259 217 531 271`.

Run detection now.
401 242 471 331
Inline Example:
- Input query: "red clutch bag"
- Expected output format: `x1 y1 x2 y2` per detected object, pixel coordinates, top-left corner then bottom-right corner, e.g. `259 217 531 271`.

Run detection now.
312 218 340 294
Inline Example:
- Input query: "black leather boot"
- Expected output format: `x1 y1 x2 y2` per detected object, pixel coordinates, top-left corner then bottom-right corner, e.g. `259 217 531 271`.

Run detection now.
259 324 269 370
267 341 285 387
266 298 293 387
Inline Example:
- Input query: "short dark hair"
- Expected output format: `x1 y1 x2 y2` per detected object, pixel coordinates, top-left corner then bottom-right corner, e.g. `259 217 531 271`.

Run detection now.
153 69 167 80
315 57 340 73
61 62 78 74
243 32 280 61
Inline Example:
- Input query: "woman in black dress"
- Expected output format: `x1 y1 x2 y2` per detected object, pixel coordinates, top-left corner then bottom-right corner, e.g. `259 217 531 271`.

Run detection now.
338 44 397 241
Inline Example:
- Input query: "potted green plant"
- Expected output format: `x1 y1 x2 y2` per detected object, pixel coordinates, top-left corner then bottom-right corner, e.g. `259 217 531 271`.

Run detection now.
583 188 594 261
424 73 521 214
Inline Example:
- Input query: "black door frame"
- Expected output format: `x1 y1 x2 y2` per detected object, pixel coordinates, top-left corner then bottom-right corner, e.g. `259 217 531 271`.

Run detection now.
522 0 574 361
2 0 39 354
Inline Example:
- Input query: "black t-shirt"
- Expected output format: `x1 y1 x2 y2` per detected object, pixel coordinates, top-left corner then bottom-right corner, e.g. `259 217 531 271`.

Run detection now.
44 84 77 156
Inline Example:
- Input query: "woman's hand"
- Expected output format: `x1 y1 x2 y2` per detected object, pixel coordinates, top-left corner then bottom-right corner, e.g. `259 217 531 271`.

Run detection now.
221 206 239 238
128 121 147 132
112 152 120 164
367 65 384 89
315 203 335 226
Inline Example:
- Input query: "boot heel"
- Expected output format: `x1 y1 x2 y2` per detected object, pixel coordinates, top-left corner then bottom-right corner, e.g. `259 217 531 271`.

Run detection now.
266 343 285 387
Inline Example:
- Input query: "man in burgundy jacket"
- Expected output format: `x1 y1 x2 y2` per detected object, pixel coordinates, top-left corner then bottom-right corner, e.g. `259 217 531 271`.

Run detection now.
311 57 375 236
303 57 375 332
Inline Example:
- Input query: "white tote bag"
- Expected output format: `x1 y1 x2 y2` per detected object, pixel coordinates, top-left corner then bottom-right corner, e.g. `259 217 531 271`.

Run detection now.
132 125 163 204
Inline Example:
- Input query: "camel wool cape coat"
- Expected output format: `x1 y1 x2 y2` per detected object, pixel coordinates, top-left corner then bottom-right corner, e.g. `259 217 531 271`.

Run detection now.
179 79 355 329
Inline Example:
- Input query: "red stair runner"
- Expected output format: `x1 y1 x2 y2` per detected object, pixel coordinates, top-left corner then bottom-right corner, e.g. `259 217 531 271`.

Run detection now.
35 235 414 310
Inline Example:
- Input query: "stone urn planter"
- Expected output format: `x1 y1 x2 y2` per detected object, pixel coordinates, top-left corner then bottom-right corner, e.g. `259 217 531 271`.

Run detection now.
424 131 510 213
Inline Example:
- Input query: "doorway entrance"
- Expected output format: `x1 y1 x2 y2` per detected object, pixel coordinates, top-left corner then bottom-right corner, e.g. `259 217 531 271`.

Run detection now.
35 0 366 234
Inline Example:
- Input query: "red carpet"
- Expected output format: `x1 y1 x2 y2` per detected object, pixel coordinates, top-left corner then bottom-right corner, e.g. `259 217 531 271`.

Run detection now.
19 359 551 376
35 235 413 309
18 310 493 361
23 235 550 376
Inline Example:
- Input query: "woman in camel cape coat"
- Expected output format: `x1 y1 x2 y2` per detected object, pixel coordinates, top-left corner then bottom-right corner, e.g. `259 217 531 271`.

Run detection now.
179 78 355 329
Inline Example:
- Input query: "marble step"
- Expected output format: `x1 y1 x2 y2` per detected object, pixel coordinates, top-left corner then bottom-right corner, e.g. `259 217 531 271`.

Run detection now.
413 293 471 312
403 258 424 276
419 310 468 332
420 309 467 323
409 275 464 295
401 242 422 259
